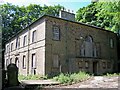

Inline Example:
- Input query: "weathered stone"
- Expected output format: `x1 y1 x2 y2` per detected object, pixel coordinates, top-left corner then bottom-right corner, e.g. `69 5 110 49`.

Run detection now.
6 64 20 87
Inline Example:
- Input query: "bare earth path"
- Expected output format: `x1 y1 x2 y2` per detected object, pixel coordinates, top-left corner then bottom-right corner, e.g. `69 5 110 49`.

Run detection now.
45 76 119 88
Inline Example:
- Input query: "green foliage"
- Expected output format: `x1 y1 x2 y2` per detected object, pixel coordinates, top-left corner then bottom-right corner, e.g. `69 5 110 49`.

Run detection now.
53 71 90 85
18 74 48 81
104 73 120 77
76 1 120 33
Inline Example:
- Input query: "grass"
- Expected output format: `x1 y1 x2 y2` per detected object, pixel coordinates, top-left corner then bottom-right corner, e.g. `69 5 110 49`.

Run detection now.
104 73 120 77
18 74 48 81
53 71 90 85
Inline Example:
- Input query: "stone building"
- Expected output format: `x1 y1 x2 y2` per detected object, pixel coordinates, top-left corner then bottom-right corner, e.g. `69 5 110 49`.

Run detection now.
4 10 118 76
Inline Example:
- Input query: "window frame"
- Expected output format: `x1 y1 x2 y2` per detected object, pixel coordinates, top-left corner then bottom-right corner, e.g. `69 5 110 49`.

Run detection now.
11 43 13 51
78 61 82 68
16 37 20 49
6 45 9 53
23 35 27 46
52 25 60 41
85 61 89 69
32 30 36 43
10 58 12 63
23 55 26 69
31 53 36 69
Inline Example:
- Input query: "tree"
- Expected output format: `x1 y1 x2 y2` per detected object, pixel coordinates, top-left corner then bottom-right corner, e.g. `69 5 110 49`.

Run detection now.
76 1 120 33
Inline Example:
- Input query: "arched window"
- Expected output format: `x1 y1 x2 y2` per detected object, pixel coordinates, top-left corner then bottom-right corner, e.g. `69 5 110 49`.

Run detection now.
85 36 93 42
80 35 97 57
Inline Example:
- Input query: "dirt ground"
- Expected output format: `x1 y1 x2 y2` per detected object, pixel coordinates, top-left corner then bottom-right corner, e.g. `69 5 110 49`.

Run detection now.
44 76 119 88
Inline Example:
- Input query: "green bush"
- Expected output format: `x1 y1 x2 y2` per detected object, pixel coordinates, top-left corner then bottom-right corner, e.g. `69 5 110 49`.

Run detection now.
53 71 90 85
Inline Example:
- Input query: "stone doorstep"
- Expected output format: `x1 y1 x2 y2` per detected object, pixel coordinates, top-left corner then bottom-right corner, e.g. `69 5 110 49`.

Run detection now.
20 80 60 86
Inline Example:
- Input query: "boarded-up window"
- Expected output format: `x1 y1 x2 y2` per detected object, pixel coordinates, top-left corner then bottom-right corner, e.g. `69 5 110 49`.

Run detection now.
110 39 114 48
53 55 59 68
53 26 60 40
23 55 26 69
32 54 36 69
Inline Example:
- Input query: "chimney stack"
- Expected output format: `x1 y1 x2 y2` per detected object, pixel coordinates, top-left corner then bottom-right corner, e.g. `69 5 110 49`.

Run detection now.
59 8 75 21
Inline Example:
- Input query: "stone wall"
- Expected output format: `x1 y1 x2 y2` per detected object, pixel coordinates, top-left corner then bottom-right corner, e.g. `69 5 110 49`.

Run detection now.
45 16 117 75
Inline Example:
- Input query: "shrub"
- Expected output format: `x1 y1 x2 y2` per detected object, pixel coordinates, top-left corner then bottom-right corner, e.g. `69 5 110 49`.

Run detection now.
53 71 90 85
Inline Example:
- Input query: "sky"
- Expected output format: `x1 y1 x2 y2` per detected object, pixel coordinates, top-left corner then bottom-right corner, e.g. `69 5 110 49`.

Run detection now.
0 0 92 13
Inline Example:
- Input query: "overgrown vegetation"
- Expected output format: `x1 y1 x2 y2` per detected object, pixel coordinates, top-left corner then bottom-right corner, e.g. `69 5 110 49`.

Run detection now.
19 72 90 85
18 74 48 81
104 73 120 77
53 71 90 85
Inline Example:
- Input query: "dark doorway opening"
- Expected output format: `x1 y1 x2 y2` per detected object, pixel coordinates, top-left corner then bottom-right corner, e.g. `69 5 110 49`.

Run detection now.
93 61 98 75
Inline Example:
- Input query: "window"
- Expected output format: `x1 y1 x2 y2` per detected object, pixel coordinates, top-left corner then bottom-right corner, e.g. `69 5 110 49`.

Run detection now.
53 55 59 68
23 35 27 46
110 39 114 48
7 45 9 53
16 37 20 48
11 43 13 51
78 61 82 68
85 61 89 68
53 26 60 40
80 44 85 57
32 30 36 43
81 36 95 57
32 54 36 69
23 55 26 69
10 58 12 63
102 62 106 69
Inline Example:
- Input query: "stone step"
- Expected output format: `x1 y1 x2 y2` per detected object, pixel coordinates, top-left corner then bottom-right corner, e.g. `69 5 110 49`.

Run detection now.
20 80 60 89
